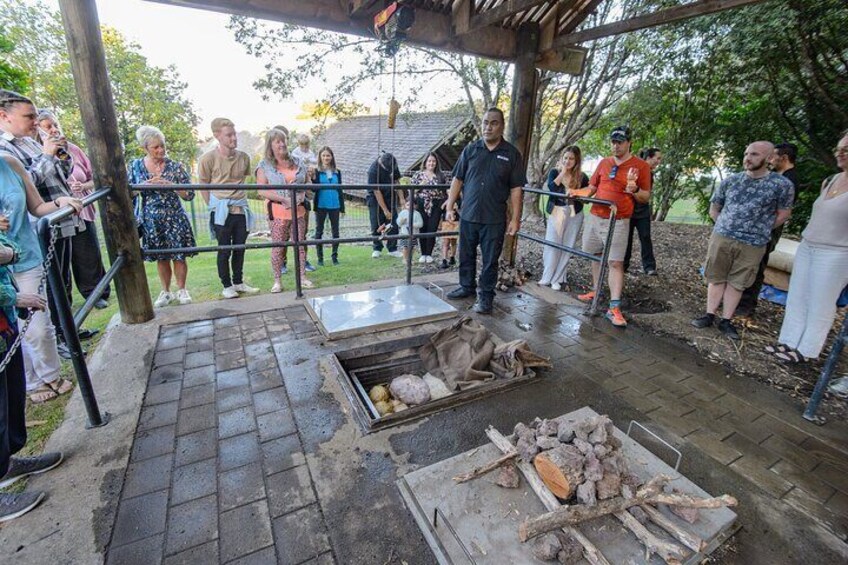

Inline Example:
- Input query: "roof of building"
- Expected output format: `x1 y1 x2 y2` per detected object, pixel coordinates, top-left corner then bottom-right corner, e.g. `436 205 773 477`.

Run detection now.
314 110 474 180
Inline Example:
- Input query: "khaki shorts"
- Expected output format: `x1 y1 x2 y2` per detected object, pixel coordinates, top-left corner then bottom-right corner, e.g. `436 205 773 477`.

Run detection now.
581 214 630 262
704 232 766 290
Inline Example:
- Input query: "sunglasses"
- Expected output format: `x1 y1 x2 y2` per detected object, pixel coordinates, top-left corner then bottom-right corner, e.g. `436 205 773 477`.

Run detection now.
609 165 619 179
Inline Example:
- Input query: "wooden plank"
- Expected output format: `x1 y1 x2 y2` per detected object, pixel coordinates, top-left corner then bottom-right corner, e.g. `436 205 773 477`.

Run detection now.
464 0 550 33
536 45 587 74
556 0 769 46
451 0 472 35
58 0 154 324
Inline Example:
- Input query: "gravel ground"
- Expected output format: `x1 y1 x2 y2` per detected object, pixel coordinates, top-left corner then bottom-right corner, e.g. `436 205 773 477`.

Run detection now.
516 215 847 421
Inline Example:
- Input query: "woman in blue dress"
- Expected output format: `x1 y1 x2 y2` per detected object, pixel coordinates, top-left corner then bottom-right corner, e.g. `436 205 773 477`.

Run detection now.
129 126 197 308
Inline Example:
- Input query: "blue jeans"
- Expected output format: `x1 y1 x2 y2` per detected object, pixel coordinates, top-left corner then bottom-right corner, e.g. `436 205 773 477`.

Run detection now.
458 220 505 301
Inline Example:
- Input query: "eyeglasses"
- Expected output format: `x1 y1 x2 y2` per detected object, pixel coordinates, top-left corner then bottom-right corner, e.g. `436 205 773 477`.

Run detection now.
609 165 619 179
835 147 848 157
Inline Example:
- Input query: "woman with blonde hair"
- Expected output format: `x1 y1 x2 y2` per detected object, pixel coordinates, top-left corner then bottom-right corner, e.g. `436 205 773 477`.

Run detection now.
128 125 197 307
256 128 312 293
540 146 589 290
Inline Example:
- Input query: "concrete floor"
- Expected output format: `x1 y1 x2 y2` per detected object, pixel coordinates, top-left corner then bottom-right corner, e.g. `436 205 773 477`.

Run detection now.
2 275 846 564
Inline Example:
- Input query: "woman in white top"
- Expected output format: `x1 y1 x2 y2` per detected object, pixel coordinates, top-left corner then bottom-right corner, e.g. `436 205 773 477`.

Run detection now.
769 132 848 363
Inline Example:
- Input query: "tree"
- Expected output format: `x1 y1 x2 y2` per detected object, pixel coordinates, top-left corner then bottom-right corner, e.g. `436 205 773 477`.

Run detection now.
0 1 199 166
0 35 29 92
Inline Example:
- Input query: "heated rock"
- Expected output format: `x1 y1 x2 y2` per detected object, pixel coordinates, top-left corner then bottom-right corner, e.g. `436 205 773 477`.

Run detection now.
556 424 575 444
389 374 431 406
536 436 561 451
530 417 544 430
573 438 593 455
537 419 559 437
532 533 562 561
554 533 583 564
576 480 597 506
495 464 520 489
596 472 621 500
592 444 608 459
583 455 603 482
516 437 540 463
588 422 607 445
514 422 535 443
602 453 623 476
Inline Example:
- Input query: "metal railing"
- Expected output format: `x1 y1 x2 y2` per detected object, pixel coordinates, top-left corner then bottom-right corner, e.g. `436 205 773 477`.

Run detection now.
519 186 617 316
37 188 116 428
133 183 456 298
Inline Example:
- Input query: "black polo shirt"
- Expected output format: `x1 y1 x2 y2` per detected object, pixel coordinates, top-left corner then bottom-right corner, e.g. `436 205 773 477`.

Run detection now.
452 138 527 224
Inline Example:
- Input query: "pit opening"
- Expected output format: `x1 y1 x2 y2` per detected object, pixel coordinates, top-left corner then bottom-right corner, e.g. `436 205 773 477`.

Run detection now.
333 331 541 433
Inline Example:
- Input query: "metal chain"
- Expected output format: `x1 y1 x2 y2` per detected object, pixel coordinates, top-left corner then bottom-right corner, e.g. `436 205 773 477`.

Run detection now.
0 225 59 373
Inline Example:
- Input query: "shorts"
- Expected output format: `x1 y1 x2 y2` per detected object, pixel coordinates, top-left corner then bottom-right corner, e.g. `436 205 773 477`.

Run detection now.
704 232 766 290
439 219 459 242
581 213 630 262
398 235 417 249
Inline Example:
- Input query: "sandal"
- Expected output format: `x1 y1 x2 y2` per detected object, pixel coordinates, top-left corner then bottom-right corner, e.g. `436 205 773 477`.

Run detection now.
775 349 807 364
29 386 58 404
45 378 74 396
765 344 791 355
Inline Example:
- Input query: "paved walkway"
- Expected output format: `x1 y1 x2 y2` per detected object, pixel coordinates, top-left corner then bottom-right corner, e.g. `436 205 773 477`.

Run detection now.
81 280 847 563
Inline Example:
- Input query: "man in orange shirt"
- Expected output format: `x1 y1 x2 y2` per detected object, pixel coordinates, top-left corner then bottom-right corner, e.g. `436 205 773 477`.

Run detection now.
577 126 652 327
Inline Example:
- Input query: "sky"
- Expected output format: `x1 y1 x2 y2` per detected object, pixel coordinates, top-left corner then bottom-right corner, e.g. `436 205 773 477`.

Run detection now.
45 0 461 135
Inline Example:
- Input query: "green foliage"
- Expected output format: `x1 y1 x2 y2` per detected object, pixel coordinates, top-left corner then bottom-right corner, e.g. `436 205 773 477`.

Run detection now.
0 35 29 92
0 1 199 166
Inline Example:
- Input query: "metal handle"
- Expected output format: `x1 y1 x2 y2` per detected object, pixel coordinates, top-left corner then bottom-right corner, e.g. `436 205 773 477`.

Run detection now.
627 420 682 471
427 281 446 300
432 507 477 564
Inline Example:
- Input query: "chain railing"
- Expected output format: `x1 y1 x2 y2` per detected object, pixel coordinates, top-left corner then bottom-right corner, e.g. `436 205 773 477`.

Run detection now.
36 187 116 428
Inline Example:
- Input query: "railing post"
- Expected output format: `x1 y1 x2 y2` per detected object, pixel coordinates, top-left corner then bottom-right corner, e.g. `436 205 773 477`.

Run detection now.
406 186 414 285
803 315 848 425
291 187 303 299
37 219 109 428
590 207 617 317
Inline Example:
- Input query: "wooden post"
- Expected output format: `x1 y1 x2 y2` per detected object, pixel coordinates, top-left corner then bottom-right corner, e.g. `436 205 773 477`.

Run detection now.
58 0 153 323
504 23 539 265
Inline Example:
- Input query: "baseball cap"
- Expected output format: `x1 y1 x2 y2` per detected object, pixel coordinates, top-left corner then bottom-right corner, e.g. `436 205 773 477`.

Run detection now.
610 126 631 142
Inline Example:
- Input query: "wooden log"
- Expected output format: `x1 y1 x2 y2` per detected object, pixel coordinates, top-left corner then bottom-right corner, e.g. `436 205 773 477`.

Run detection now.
519 476 737 542
486 427 611 565
452 451 518 483
640 505 705 553
614 510 687 564
58 0 153 323
534 444 585 499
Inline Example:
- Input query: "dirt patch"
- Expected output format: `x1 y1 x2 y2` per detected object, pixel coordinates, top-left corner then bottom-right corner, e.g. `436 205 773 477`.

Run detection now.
517 217 847 420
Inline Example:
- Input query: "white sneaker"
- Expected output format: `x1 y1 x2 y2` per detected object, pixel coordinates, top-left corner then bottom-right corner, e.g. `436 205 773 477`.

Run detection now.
388 251 403 258
419 255 428 263
222 286 238 299
371 250 381 259
270 282 282 294
551 282 562 291
153 291 172 308
176 289 192 305
233 283 259 294
425 255 434 263
301 279 314 289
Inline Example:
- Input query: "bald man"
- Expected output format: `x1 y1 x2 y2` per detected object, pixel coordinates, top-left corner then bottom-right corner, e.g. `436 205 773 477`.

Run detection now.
691 141 794 340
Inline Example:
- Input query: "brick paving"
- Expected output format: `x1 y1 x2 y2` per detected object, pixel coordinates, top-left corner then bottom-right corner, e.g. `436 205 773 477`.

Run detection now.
492 291 848 539
104 289 848 563
107 308 332 565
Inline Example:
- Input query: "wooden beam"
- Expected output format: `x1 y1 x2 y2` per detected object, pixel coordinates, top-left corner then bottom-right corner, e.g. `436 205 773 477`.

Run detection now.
539 4 559 50
536 45 587 74
452 0 472 36
464 0 550 34
58 0 154 324
559 0 603 35
556 0 768 46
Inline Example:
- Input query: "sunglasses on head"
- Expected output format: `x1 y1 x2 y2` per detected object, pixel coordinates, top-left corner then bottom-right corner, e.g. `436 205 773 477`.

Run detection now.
609 165 619 179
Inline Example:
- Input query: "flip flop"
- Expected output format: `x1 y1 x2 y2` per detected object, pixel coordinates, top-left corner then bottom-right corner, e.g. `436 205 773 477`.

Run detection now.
45 378 74 396
28 386 58 404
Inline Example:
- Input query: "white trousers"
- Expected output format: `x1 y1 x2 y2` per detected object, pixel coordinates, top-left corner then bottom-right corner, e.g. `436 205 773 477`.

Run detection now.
540 206 584 286
12 266 62 391
778 241 848 359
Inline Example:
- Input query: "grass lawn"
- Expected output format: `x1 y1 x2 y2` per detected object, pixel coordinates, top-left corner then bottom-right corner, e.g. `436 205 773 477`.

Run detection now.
10 236 419 485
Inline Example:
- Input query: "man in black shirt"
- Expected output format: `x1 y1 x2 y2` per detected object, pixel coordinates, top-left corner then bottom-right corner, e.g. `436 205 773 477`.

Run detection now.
367 152 402 258
737 142 799 317
624 148 661 275
444 108 526 314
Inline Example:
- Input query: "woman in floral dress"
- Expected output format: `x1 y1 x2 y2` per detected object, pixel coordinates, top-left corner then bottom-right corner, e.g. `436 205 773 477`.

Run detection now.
129 125 197 308
412 152 446 263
